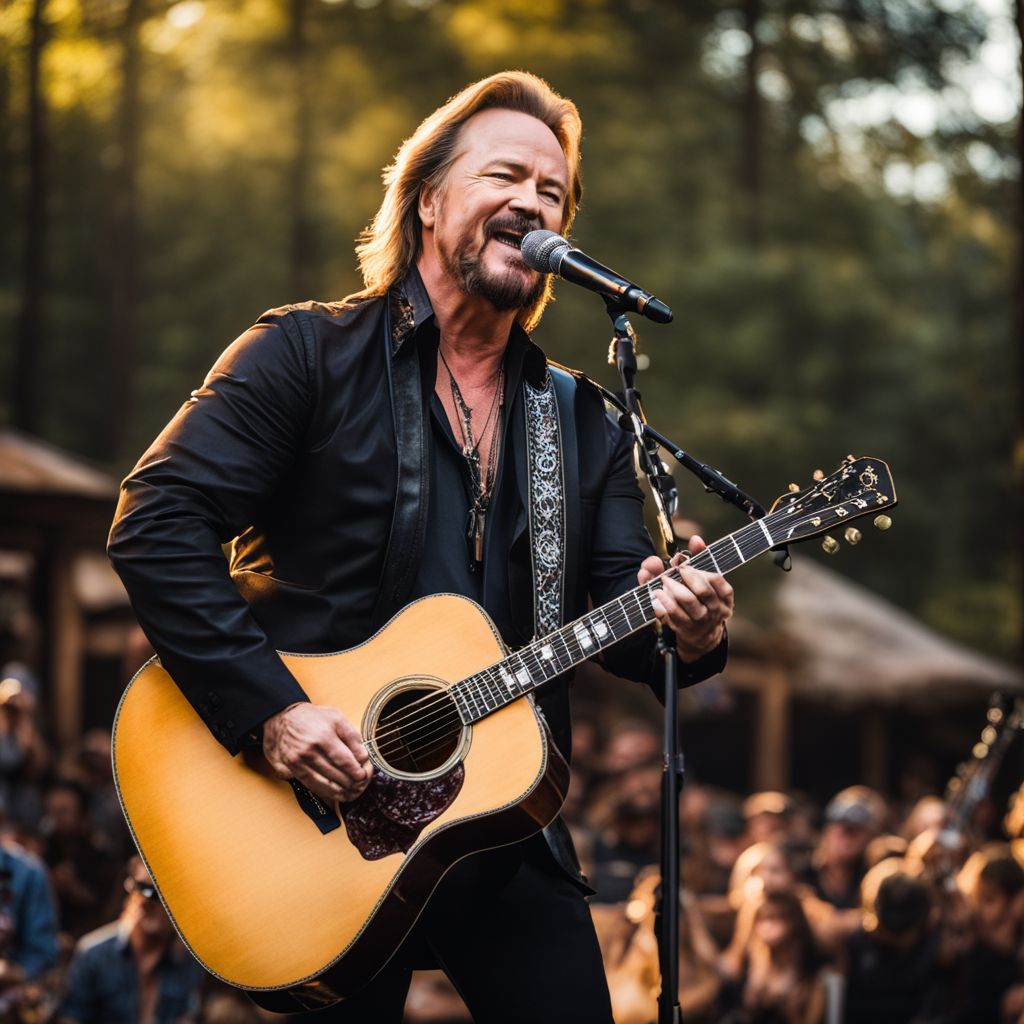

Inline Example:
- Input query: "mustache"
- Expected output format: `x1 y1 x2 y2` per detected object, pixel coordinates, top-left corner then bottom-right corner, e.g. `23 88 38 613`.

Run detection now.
484 215 542 244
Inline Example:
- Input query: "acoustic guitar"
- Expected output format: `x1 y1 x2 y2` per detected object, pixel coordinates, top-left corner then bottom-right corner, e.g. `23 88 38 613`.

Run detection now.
112 455 896 1012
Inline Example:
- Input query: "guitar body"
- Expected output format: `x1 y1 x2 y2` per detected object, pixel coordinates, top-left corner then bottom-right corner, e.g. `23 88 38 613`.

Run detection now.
113 594 569 1012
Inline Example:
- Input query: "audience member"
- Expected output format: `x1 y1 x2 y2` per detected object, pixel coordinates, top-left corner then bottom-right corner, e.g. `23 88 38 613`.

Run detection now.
742 792 794 846
843 863 948 1024
720 891 825 1024
73 730 133 861
592 870 720 1024
955 849 1024 1024
0 666 49 833
0 833 59 984
807 787 885 910
57 856 204 1024
41 779 120 942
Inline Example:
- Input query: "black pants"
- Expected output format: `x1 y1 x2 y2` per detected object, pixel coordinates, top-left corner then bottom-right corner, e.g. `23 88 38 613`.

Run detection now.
286 836 614 1023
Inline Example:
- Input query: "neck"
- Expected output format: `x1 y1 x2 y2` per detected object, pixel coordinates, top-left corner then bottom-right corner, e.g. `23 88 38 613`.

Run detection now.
416 254 515 380
767 943 796 969
129 923 170 959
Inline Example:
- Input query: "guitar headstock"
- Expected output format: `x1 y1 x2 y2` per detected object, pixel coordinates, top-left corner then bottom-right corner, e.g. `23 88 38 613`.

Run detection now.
767 456 897 548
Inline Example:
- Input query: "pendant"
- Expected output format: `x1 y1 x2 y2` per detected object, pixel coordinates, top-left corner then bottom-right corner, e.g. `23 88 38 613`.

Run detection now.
473 510 485 564
466 508 482 572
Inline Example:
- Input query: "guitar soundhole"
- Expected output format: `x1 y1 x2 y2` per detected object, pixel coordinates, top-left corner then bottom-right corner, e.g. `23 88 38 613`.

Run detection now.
371 685 464 777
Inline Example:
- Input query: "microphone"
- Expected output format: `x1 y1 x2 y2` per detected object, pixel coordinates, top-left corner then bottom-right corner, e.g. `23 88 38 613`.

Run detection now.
520 230 673 324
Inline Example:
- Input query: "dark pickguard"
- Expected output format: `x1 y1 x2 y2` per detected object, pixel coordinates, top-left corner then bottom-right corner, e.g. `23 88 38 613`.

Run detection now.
340 764 465 860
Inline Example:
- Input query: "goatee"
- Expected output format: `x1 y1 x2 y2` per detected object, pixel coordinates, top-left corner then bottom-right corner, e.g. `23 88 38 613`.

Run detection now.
443 217 546 313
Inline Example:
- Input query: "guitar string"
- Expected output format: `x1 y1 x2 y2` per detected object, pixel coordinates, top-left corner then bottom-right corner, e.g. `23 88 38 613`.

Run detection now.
368 497 883 764
371 486 871 740
369 508 850 763
370 586 665 758
369 575 674 756
371 535 862 765
368 503 792 741
367 494 881 761
370 468 887 746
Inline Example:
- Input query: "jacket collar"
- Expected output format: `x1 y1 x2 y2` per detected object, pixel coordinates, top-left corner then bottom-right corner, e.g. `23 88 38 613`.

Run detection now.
388 267 548 390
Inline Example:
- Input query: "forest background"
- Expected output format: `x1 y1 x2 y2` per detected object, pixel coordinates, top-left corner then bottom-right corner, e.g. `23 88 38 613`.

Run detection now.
1 0 1021 665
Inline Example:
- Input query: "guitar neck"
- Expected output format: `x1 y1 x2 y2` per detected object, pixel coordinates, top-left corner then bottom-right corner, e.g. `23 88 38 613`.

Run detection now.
450 516 777 724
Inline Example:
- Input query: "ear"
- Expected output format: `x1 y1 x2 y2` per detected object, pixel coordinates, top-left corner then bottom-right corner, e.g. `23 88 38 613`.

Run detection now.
418 181 438 230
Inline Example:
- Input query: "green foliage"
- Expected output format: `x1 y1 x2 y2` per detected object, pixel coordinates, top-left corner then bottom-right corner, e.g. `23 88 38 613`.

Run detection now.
0 0 1018 657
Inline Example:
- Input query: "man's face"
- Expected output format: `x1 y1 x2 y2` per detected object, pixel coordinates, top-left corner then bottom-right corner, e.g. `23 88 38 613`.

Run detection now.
126 862 175 939
45 789 85 836
420 108 569 312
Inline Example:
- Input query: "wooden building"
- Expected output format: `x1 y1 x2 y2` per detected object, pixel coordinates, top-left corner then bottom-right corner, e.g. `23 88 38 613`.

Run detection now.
0 429 127 754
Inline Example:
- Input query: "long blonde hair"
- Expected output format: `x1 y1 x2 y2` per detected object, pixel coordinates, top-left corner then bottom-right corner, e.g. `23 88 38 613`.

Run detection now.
350 71 584 333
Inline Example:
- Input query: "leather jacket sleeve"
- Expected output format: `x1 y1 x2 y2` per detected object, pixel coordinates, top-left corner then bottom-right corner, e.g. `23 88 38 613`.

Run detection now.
585 408 727 691
107 316 313 754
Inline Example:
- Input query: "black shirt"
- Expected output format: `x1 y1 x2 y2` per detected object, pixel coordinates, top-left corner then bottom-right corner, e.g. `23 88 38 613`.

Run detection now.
409 331 529 635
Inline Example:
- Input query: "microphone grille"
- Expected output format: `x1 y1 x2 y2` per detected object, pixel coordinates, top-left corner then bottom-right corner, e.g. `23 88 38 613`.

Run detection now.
520 230 569 272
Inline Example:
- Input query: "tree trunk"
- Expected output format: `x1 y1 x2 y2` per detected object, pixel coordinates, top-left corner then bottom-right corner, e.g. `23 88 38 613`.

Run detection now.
13 0 49 436
288 0 317 299
103 0 145 460
740 0 763 246
1016 0 1023 667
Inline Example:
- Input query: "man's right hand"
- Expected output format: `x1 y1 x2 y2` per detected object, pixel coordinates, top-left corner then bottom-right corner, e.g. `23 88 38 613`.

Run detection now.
262 703 373 805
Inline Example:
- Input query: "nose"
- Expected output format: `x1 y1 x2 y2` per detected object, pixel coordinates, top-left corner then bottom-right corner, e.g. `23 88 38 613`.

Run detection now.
507 180 542 220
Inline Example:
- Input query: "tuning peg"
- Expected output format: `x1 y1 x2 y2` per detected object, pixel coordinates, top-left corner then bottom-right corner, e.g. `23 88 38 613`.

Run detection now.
812 469 825 482
843 527 862 545
821 536 840 555
787 483 800 493
846 454 856 463
873 515 892 530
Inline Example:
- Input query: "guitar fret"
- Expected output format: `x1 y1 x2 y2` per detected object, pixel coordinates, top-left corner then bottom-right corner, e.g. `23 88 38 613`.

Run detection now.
622 592 644 630
534 641 559 677
452 684 473 724
467 678 484 718
589 607 614 644
511 653 533 691
556 628 578 666
709 540 741 573
478 671 498 711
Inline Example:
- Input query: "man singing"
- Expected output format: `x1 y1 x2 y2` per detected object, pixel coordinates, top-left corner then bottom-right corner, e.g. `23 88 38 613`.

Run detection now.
108 71 733 1022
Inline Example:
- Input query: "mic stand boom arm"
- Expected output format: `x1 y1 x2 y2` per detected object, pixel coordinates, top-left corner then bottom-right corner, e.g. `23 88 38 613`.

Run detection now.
581 325 792 569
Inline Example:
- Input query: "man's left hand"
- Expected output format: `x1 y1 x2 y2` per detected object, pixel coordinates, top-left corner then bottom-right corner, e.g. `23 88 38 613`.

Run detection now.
637 535 733 662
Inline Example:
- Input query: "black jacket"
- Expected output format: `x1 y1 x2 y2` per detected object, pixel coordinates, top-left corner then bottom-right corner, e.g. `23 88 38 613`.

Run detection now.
108 272 725 879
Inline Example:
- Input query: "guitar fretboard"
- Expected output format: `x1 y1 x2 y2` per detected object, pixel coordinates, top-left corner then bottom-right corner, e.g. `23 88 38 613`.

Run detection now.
448 515 777 724
446 454 895 724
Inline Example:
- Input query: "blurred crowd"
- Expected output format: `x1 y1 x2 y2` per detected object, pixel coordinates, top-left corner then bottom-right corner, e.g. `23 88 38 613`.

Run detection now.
0 650 1020 1024
410 713 1024 1024
562 716 1024 1024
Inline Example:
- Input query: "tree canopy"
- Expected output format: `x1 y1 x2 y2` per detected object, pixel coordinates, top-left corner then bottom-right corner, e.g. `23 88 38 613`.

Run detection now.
1 0 1020 658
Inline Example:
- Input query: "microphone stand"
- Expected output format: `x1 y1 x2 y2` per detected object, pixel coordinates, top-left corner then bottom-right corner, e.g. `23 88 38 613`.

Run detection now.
602 301 789 1024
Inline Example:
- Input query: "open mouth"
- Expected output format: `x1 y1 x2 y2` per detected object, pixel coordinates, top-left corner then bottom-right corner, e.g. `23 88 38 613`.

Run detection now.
490 229 525 251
